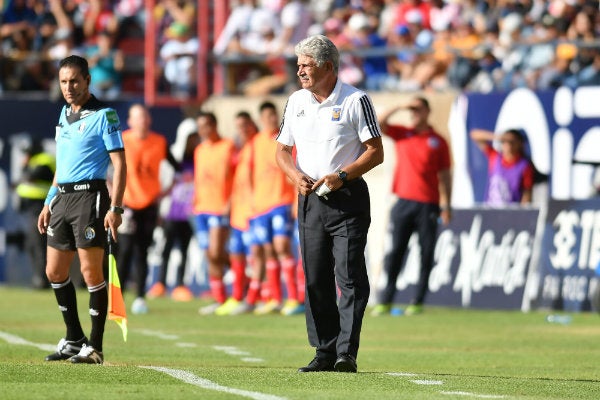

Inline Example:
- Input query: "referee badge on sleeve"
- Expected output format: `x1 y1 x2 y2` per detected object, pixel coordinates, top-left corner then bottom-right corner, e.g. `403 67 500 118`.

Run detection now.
332 108 341 121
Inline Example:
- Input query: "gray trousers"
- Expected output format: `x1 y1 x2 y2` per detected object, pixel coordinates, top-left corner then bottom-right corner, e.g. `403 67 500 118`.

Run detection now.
298 178 371 360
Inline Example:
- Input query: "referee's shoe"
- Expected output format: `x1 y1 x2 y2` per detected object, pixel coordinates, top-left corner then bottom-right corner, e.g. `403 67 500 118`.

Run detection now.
70 344 104 364
45 337 88 361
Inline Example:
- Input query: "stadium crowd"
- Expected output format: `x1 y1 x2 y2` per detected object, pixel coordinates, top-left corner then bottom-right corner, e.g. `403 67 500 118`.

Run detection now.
1 0 599 98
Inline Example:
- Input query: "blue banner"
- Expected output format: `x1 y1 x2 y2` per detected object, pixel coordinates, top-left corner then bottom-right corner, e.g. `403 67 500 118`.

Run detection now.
538 198 600 311
377 207 540 310
449 87 600 206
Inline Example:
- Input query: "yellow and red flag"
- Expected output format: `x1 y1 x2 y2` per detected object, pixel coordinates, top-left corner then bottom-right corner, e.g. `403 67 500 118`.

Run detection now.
107 229 127 341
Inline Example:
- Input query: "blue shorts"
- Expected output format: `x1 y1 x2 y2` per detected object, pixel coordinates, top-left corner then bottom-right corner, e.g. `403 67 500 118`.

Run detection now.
250 205 293 245
194 213 230 250
228 227 254 255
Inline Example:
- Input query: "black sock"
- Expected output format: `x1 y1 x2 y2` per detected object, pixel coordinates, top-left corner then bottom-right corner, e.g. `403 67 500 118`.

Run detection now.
88 281 108 352
51 277 85 341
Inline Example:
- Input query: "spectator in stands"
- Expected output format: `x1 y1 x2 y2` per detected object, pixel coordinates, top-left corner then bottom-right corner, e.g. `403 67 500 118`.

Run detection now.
114 0 145 34
346 11 391 91
536 43 576 89
470 128 534 206
212 0 280 94
378 0 400 39
399 21 452 91
148 117 199 302
159 21 199 97
82 0 118 45
564 8 598 84
30 0 59 53
154 0 196 46
520 14 565 89
0 0 36 54
395 0 431 30
86 30 124 100
446 18 482 89
275 0 313 55
272 0 313 93
386 24 417 87
322 16 364 87
428 0 461 33
565 49 600 88
394 9 437 91
213 0 278 57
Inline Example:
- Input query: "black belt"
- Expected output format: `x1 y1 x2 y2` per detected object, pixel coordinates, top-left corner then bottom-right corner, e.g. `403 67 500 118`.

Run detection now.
57 179 106 193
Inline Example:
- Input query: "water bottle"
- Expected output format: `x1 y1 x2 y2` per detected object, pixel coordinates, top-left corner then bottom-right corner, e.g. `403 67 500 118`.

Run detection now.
545 314 572 325
390 307 404 316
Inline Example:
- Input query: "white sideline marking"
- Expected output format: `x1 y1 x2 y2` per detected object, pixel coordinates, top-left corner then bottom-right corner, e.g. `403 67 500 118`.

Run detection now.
0 331 54 352
137 329 180 340
241 357 265 363
387 372 418 377
142 366 287 400
213 345 250 356
412 379 444 385
213 346 264 363
175 342 198 348
441 391 506 398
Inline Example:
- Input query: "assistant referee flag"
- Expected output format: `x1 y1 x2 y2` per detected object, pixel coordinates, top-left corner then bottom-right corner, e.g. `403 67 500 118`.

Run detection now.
107 229 128 342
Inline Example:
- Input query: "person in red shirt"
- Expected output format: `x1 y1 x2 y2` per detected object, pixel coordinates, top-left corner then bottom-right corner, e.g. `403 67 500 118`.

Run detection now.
372 96 452 316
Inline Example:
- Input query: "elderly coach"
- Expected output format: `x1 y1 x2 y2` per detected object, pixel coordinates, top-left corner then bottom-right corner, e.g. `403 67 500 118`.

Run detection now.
276 34 384 373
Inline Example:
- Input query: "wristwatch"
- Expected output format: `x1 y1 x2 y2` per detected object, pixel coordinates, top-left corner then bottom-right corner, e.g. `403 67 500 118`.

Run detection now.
109 205 124 214
337 169 348 182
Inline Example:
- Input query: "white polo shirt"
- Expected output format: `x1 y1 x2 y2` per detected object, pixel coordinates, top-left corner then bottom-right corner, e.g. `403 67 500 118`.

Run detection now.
277 79 381 180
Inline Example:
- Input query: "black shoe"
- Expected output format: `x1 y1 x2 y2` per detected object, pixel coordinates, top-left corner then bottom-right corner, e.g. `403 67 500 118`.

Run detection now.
334 354 357 373
45 337 88 361
70 344 104 364
298 357 335 372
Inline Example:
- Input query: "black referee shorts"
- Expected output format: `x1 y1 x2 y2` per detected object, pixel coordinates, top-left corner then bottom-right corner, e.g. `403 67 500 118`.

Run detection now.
47 188 110 251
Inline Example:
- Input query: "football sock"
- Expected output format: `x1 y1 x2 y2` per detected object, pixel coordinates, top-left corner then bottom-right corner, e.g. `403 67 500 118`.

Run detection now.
266 259 282 303
209 276 227 304
88 281 108 352
281 256 298 301
230 258 247 301
51 277 85 341
245 279 261 305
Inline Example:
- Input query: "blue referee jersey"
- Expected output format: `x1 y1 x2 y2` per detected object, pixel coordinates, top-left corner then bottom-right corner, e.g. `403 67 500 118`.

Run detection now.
55 96 124 184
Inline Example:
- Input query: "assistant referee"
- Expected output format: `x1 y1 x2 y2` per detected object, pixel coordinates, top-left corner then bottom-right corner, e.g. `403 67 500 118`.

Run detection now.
37 55 127 365
276 35 384 373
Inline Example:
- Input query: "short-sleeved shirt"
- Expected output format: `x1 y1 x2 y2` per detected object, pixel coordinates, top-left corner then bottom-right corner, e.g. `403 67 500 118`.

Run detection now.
277 79 381 180
122 130 168 210
193 137 236 215
55 96 123 183
386 125 450 204
252 129 295 216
